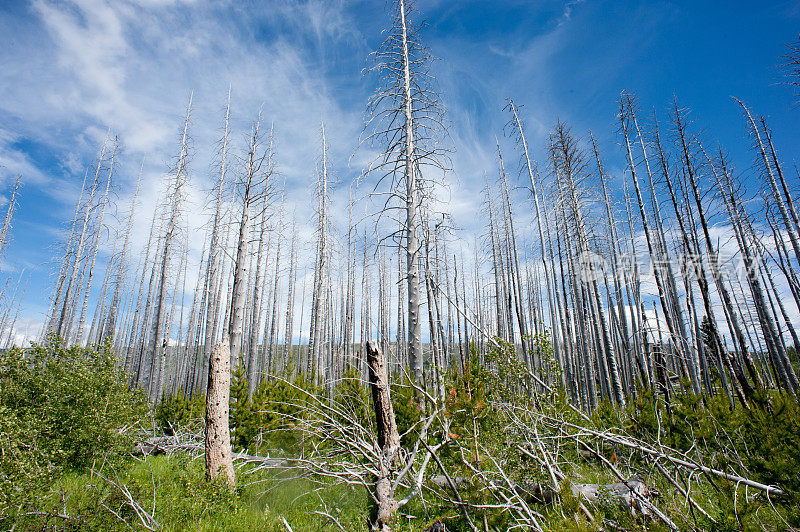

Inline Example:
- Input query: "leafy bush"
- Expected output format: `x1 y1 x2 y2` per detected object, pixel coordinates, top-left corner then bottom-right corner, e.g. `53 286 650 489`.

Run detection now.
0 336 147 521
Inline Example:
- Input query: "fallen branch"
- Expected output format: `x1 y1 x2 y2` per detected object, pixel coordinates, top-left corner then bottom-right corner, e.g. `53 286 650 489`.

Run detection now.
133 435 295 468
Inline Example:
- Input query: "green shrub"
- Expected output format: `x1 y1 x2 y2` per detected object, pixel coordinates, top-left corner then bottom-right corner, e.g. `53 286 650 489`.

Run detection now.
331 364 371 426
619 389 800 526
0 336 147 521
156 389 206 434
391 374 422 446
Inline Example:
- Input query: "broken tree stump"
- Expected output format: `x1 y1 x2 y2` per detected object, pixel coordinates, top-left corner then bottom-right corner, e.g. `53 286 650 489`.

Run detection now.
366 340 401 532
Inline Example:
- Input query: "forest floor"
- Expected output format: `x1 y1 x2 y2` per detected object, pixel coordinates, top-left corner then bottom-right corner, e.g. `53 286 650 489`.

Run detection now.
33 449 755 532
5 341 799 531
45 454 443 531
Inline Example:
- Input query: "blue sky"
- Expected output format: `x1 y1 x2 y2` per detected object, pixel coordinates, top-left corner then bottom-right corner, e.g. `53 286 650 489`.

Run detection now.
0 0 798 341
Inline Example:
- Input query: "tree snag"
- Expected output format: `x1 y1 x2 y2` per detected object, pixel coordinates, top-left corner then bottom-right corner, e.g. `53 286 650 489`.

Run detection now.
205 339 235 486
366 340 400 531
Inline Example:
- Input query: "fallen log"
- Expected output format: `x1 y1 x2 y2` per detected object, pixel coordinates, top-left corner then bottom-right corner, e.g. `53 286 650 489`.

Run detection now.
133 436 294 468
133 436 196 455
571 478 658 516
430 475 468 489
431 474 657 516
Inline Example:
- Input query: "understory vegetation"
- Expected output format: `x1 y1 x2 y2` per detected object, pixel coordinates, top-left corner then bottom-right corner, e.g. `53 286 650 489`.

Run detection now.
2 339 799 531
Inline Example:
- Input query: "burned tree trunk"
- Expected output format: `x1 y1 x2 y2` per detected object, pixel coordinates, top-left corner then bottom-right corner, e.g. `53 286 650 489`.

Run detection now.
366 340 400 531
205 339 235 486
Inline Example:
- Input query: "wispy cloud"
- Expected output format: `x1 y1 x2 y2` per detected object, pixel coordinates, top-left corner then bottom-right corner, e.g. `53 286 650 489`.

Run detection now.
0 0 797 342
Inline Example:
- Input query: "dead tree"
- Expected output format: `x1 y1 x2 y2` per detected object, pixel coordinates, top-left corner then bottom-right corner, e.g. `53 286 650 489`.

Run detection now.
45 171 88 339
146 97 192 401
54 136 107 341
498 144 530 365
366 340 401 530
205 340 235 486
507 101 559 371
0 175 21 260
736 99 800 265
246 194 269 393
229 116 273 366
283 212 298 367
266 195 284 374
272 339 461 532
75 136 117 346
102 160 143 342
202 92 232 382
361 0 449 383
309 123 330 384
620 93 689 387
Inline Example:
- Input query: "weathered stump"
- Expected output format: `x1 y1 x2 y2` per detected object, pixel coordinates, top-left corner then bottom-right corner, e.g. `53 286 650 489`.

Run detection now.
205 340 235 486
367 340 401 532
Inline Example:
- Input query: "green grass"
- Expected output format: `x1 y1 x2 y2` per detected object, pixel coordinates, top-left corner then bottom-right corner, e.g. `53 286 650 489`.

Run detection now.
25 454 455 531
34 455 362 531
19 447 793 531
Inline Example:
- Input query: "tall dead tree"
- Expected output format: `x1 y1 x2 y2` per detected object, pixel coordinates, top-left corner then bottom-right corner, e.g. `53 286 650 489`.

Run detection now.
309 122 330 383
620 93 688 383
228 116 273 366
507 100 559 374
0 175 21 260
54 138 108 341
736 99 800 265
45 171 88 339
498 143 530 365
204 91 232 371
76 136 117 346
205 112 274 486
147 96 192 401
246 195 269 392
102 160 142 342
361 0 449 383
283 212 298 366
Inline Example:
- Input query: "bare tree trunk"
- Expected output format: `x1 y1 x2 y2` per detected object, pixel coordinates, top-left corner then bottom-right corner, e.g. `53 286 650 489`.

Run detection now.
204 92 232 373
267 202 284 374
57 138 107 340
737 99 800 264
103 159 142 342
508 101 558 371
88 235 116 345
205 339 235 486
620 94 687 377
76 138 117 346
284 213 298 367
397 0 424 384
247 198 268 393
366 340 400 531
126 213 157 379
309 123 329 383
717 155 799 393
0 175 21 260
148 97 192 401
498 144 530 366
230 117 272 367
46 172 88 338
